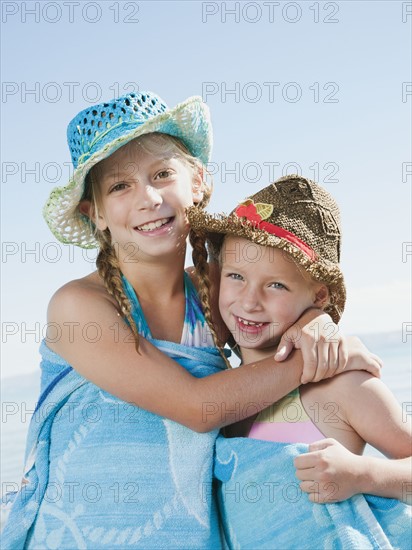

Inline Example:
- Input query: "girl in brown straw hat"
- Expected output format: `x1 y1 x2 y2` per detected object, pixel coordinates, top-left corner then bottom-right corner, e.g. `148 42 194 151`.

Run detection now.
188 174 411 548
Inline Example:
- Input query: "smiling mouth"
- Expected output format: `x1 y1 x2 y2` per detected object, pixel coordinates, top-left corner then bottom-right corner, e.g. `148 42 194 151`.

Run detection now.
135 217 173 232
236 316 266 328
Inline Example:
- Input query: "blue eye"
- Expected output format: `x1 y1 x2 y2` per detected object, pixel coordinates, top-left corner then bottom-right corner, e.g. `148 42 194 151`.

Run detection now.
269 282 286 290
227 273 243 281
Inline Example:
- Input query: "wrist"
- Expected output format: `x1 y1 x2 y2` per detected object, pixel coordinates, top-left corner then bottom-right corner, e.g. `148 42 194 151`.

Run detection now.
300 306 331 325
357 456 378 495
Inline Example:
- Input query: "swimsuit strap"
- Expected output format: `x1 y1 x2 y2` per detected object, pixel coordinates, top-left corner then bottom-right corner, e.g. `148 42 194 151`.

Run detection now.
121 274 152 339
121 272 214 347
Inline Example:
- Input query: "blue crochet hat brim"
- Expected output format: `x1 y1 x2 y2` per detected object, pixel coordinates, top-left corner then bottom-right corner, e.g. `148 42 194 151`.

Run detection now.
43 95 212 249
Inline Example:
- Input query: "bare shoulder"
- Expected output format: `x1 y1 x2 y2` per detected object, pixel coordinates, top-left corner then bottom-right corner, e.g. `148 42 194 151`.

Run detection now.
302 370 394 414
48 272 118 321
302 371 411 457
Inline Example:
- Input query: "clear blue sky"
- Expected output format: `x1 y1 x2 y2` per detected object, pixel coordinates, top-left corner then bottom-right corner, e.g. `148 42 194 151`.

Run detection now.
1 0 411 377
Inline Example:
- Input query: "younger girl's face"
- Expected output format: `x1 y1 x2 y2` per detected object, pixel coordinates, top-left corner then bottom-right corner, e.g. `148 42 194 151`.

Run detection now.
87 138 203 261
219 236 325 359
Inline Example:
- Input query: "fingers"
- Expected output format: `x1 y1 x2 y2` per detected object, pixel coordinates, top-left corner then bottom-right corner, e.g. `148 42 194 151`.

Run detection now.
308 488 339 504
294 453 316 470
308 438 335 452
326 339 340 379
300 333 344 384
311 338 330 383
295 467 315 482
294 454 318 471
346 353 383 378
364 359 382 379
336 339 348 375
299 480 319 493
370 353 383 368
299 479 341 503
368 354 383 378
301 339 330 383
294 441 333 469
300 342 318 384
274 338 294 362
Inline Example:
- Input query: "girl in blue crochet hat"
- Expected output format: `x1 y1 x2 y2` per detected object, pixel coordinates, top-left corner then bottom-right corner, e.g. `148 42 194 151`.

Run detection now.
2 91 381 549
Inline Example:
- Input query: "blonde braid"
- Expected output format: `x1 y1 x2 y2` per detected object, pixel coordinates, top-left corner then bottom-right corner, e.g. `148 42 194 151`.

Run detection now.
189 228 231 369
96 230 141 353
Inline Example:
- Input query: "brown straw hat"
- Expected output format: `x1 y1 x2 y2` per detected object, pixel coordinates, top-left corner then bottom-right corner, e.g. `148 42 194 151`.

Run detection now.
187 175 346 323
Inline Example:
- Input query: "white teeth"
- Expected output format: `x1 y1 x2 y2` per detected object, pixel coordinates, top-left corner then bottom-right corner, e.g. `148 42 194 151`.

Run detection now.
238 317 263 327
137 218 170 231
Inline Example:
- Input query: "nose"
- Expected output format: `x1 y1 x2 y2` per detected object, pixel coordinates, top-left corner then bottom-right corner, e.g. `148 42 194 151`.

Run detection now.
136 184 162 210
241 285 263 313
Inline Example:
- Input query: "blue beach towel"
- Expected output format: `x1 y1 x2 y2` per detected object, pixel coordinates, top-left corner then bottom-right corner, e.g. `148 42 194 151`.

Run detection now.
214 436 412 549
1 340 228 549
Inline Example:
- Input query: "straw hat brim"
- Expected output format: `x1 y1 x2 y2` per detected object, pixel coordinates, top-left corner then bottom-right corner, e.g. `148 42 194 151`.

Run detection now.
44 96 212 249
188 207 346 323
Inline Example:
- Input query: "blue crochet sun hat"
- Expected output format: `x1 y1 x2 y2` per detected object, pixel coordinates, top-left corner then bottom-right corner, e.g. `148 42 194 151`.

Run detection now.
43 91 212 248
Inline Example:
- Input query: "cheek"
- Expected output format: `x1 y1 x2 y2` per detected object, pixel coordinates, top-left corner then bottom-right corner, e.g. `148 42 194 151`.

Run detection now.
266 295 294 318
167 185 194 208
218 281 232 310
218 287 227 312
270 293 310 322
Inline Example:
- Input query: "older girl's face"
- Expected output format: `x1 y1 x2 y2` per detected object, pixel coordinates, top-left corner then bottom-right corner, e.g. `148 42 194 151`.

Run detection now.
219 236 326 358
83 139 203 263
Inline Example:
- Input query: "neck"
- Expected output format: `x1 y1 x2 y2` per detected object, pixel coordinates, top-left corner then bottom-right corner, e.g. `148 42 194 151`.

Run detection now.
239 343 280 365
119 251 187 302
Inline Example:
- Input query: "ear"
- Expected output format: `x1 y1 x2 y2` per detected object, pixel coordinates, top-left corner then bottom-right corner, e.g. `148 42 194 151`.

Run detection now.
191 169 204 204
79 200 108 231
313 284 330 308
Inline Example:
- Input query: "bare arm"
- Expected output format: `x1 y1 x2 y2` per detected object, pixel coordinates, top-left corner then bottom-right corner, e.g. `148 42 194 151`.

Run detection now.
47 281 302 433
295 372 412 503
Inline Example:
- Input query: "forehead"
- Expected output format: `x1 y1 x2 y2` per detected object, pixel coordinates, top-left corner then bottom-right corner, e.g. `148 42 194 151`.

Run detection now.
95 143 187 183
98 142 160 171
221 236 308 280
221 236 280 262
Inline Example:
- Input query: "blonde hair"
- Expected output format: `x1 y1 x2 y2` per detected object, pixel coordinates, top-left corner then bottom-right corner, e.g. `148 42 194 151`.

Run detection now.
189 230 232 368
81 132 212 352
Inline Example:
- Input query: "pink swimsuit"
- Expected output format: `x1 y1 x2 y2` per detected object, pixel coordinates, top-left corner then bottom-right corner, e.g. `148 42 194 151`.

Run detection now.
248 388 325 444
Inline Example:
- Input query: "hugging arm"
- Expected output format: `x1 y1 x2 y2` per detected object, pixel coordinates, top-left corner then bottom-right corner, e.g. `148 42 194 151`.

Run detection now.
47 281 304 433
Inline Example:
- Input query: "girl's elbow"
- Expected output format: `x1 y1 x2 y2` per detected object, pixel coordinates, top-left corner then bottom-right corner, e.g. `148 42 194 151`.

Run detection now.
183 384 221 433
193 419 219 433
183 405 220 433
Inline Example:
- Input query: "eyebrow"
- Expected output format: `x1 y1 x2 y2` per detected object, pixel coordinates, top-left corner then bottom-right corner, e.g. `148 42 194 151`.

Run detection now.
102 157 176 178
221 263 300 281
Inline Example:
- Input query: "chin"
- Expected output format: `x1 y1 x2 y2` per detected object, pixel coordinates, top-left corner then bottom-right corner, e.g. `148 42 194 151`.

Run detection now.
241 337 281 351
